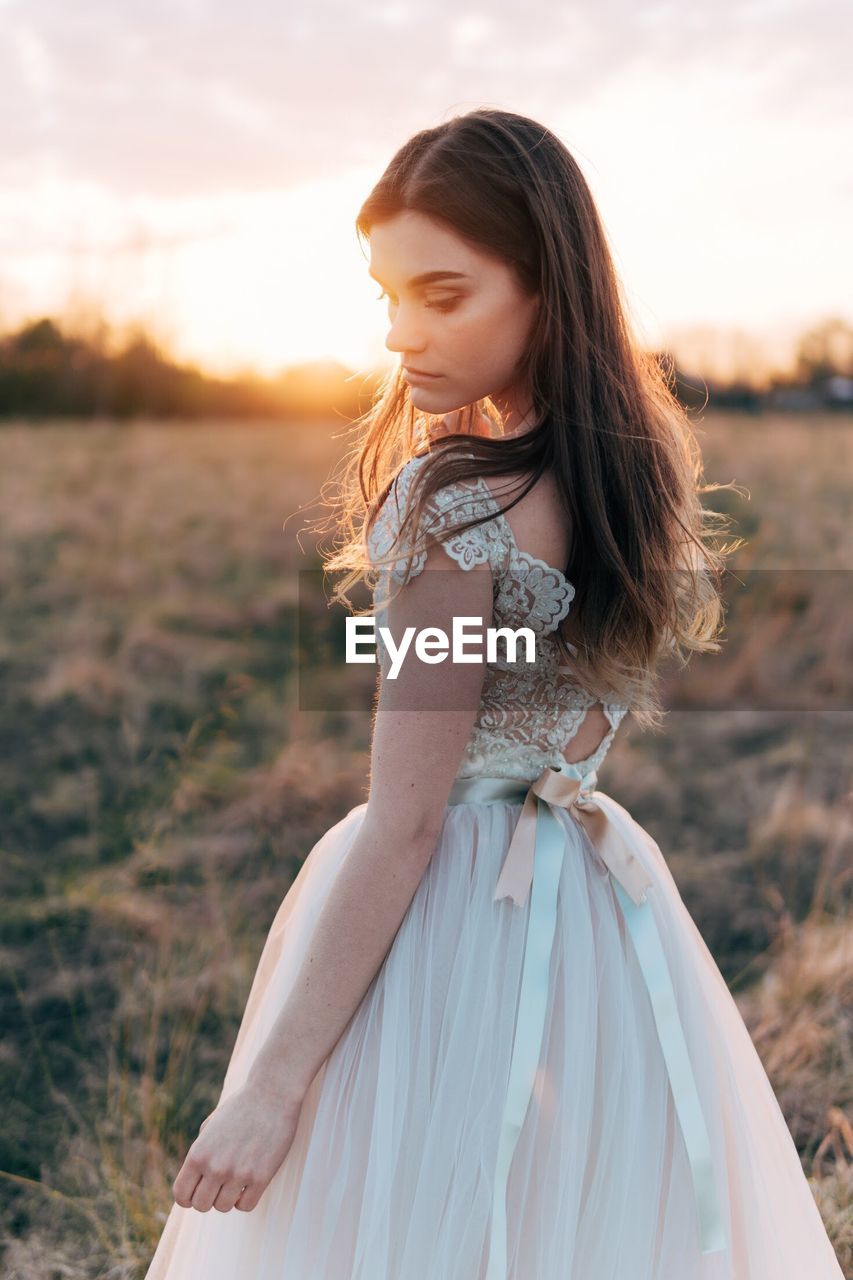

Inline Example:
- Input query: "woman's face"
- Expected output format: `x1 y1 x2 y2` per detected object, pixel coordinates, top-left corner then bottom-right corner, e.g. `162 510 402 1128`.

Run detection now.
367 210 539 422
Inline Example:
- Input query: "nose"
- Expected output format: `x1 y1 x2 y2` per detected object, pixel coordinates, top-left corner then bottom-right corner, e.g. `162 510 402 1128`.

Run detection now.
384 306 427 358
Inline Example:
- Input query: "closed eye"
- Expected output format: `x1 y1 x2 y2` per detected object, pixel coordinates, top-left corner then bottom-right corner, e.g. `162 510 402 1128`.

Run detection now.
376 290 460 314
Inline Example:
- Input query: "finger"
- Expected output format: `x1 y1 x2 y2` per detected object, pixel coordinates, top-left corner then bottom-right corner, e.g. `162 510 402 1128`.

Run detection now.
234 1181 263 1212
213 1177 249 1213
190 1172 227 1213
172 1159 203 1208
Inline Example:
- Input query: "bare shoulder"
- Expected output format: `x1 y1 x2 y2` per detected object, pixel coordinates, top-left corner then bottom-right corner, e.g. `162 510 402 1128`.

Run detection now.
428 413 572 565
479 467 572 568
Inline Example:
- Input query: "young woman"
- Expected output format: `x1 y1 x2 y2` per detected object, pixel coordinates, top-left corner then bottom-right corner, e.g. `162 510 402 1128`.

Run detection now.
145 110 844 1278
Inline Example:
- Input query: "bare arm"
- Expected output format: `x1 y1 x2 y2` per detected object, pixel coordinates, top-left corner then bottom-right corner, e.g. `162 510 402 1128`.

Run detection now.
245 544 494 1101
171 479 495 1213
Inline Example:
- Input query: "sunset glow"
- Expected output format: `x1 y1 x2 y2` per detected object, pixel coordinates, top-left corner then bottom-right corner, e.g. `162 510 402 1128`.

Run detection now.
1 1 850 383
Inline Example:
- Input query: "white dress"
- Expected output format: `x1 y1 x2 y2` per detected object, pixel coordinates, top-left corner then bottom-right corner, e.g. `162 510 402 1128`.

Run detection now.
144 453 844 1279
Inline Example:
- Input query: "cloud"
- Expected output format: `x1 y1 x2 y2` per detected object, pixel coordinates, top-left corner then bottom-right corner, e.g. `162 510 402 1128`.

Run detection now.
0 0 849 199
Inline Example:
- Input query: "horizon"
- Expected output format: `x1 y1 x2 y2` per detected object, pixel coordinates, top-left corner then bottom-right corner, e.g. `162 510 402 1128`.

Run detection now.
3 308 845 391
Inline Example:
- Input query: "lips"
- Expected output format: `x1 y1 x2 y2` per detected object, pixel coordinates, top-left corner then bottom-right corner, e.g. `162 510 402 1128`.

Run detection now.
404 367 439 378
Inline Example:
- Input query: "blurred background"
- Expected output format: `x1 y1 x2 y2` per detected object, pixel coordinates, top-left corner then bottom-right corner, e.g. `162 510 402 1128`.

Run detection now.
1 2 851 1276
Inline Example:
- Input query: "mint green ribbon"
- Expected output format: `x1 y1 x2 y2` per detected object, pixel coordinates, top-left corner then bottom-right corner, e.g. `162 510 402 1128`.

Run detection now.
447 767 728 1276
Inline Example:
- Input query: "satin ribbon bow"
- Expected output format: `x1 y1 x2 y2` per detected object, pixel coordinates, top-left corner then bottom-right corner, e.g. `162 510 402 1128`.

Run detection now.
474 764 728 1279
493 765 653 909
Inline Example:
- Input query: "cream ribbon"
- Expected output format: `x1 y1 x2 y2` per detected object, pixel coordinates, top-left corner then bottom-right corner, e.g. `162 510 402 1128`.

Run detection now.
492 765 653 908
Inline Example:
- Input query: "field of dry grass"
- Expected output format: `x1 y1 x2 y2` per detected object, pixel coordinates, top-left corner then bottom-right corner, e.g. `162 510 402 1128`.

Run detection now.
0 411 850 1276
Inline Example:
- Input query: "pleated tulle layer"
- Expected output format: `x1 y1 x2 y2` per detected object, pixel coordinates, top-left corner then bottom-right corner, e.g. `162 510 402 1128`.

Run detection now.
144 794 843 1279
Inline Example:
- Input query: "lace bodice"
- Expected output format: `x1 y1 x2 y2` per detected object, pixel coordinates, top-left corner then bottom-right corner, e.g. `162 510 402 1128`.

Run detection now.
366 451 629 788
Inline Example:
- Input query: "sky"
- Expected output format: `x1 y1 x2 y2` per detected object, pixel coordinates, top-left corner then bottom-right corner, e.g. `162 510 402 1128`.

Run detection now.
1 0 851 382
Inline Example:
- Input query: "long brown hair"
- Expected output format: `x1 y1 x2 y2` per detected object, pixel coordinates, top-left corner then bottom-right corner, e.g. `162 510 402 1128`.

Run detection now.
317 108 744 731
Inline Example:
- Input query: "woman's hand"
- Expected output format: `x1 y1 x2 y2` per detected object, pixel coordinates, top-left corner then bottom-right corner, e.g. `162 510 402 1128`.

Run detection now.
171 1080 305 1213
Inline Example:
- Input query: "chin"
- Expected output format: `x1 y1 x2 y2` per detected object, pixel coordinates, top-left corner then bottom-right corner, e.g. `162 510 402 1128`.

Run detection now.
409 390 454 415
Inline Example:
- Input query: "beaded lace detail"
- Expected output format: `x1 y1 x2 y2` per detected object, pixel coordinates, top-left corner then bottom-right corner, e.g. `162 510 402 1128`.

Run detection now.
366 452 629 786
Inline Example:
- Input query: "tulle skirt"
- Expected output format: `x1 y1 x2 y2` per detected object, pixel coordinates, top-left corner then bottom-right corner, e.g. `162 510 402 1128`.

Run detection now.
144 788 843 1279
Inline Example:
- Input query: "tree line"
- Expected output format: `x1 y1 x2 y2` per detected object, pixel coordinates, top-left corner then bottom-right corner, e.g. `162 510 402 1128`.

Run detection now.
0 314 850 420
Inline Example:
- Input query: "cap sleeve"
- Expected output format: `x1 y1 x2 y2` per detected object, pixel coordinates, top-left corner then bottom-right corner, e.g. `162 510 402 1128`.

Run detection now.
366 453 509 587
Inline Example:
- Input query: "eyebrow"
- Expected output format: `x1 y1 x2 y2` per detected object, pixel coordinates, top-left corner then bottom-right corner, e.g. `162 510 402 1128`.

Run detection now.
368 268 471 288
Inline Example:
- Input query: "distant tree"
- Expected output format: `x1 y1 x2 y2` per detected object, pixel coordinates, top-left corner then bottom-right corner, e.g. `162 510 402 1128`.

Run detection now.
11 317 68 355
0 317 379 420
794 317 853 385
